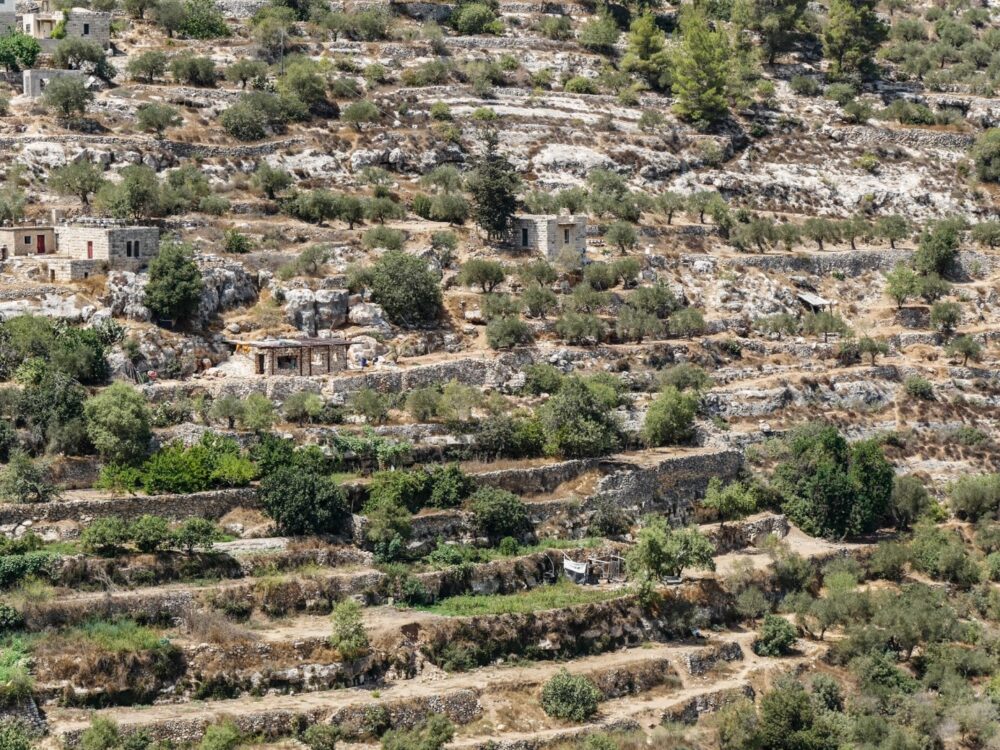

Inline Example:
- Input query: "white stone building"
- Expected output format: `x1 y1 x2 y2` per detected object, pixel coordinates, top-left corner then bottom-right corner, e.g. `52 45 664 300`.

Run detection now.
21 3 111 51
0 221 160 281
510 214 587 260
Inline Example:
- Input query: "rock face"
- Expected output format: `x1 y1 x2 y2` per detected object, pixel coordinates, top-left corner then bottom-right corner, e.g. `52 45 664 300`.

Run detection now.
104 271 151 321
281 288 350 335
347 302 389 329
196 256 258 325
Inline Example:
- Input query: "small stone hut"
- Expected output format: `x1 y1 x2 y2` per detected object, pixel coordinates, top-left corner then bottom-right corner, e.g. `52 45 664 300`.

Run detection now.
234 338 350 377
510 214 587 260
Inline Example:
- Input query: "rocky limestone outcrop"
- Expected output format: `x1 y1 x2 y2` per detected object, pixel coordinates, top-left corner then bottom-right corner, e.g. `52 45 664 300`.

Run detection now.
281 288 350 335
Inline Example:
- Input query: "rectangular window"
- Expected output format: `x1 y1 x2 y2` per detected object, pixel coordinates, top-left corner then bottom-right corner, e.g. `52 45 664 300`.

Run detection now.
564 229 570 244
125 240 132 257
521 227 529 247
23 236 30 245
83 23 89 34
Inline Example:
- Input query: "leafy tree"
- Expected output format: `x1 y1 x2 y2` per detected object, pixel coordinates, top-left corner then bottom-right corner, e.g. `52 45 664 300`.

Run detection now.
0 451 58 503
342 99 380 129
129 514 171 553
734 0 808 64
605 221 638 254
642 386 699 446
53 38 115 79
42 76 93 119
753 614 797 656
578 12 620 53
876 214 909 248
259 467 347 535
486 316 533 349
171 517 219 552
0 32 41 72
301 725 339 750
127 50 168 82
95 164 161 221
144 241 204 325
84 383 152 466
177 0 229 38
170 53 217 86
972 128 1000 182
755 312 798 340
466 129 520 240
946 334 983 365
79 717 123 750
540 670 601 721
349 389 389 424
885 264 918 308
668 307 706 338
950 474 1000 522
154 0 186 37
616 305 662 343
283 391 323 424
209 394 245 429
81 516 130 555
124 0 157 17
858 335 888 365
930 301 961 335
621 14 672 91
241 393 275 431
226 58 268 88
703 478 757 528
889 474 930 530
49 160 106 208
538 376 620 458
137 103 182 137
672 7 731 126
803 311 850 343
470 487 530 541
914 218 962 276
822 0 888 79
801 217 839 251
775 425 893 538
627 519 715 582
457 258 506 292
329 599 369 660
365 498 412 563
369 251 441 326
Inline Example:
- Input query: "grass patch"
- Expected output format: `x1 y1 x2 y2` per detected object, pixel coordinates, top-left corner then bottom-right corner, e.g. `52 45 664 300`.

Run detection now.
40 620 166 653
0 638 34 705
419 579 625 617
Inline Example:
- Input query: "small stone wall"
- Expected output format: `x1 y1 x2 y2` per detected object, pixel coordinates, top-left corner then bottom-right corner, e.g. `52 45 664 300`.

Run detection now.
681 641 744 676
59 690 482 747
0 487 257 536
663 684 755 725
706 514 789 555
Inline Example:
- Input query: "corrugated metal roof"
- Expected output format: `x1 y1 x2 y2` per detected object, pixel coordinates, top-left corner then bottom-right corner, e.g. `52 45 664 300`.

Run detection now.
797 291 831 308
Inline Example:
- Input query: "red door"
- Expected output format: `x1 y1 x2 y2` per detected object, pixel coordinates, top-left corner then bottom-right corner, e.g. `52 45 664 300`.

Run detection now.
36 235 45 254
86 241 93 259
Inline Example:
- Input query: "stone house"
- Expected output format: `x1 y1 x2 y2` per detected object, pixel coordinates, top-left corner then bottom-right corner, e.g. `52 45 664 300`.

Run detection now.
21 3 111 51
232 338 350 377
0 226 56 259
0 221 160 281
22 68 91 98
56 224 160 262
510 214 587 260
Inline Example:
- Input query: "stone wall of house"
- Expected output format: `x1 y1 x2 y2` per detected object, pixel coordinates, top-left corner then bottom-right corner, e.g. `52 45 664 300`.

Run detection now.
21 67 83 97
56 225 159 261
62 8 110 46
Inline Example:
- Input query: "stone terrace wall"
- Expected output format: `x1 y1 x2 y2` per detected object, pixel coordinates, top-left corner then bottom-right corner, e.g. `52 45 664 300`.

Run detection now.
719 248 1000 280
59 690 482 747
595 450 744 524
0 488 256 535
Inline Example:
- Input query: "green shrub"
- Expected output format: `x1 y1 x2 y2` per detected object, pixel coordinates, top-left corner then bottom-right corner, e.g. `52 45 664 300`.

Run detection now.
486 316 533 349
642 386 699 447
428 464 473 508
329 599 369 661
0 552 54 589
540 669 601 721
302 724 339 750
198 720 241 750
452 2 502 34
259 467 348 536
470 487 530 541
81 516 130 556
523 364 563 395
753 614 797 656
903 375 934 401
950 474 1000 521
78 717 120 750
368 469 430 514
129 514 171 553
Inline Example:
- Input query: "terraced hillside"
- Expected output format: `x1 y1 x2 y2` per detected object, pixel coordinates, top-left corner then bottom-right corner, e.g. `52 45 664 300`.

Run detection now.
4 0 1000 748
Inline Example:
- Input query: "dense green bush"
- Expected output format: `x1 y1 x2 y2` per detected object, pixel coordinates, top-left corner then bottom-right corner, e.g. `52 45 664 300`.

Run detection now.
641 386 699 447
950 473 1000 521
259 467 348 536
753 614 797 656
0 551 55 589
538 376 621 458
367 251 442 326
540 669 601 721
470 487 530 541
142 434 253 495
